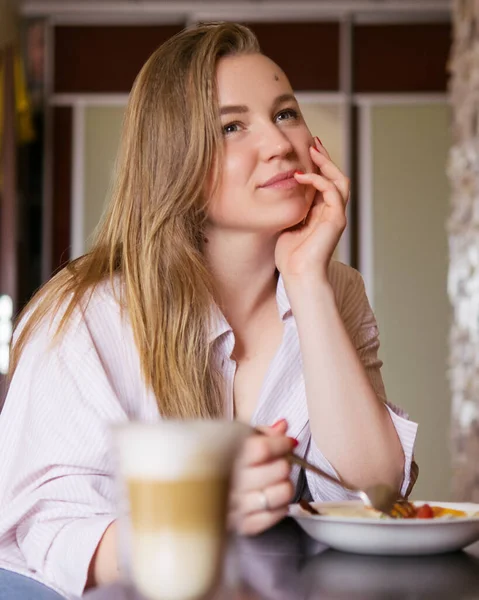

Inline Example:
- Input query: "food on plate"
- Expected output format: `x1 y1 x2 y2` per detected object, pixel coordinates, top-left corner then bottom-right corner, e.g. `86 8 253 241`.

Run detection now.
299 501 479 520
392 503 468 519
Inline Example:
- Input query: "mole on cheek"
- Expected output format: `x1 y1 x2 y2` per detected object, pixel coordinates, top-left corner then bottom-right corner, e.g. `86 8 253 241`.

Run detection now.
274 74 279 81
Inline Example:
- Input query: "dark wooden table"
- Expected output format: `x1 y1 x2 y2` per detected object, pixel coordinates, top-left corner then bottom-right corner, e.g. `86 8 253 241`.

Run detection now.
83 517 479 599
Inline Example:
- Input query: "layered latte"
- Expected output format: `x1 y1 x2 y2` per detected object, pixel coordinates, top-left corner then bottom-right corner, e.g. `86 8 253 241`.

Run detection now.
114 421 249 600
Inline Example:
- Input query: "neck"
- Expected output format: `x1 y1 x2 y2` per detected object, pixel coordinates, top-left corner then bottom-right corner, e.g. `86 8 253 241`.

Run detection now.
203 228 279 329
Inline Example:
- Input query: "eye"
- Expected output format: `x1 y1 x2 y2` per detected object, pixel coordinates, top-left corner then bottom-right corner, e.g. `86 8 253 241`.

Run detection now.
222 122 242 136
275 108 299 122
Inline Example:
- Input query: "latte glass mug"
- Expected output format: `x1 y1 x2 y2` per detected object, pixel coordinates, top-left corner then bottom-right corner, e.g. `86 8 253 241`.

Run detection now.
113 420 250 600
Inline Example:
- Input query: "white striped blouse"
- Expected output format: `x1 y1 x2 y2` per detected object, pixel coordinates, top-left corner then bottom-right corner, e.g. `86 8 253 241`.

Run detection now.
0 260 417 598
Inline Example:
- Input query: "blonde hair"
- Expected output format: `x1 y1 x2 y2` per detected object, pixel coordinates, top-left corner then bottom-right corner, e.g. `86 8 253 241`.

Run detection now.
10 22 260 418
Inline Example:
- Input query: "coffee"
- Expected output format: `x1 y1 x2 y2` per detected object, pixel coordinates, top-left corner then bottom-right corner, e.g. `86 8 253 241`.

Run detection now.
127 477 230 600
128 477 230 531
114 421 249 600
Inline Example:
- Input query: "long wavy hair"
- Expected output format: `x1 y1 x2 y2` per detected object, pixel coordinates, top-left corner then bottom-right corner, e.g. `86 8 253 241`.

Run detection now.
9 22 260 418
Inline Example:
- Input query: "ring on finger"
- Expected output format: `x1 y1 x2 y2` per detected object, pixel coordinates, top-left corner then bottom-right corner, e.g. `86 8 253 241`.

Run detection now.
257 489 269 512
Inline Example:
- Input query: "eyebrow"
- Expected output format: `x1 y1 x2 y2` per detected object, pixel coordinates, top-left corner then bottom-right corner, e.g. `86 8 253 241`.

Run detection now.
219 93 297 117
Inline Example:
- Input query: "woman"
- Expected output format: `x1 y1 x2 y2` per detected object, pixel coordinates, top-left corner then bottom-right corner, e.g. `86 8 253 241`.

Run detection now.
0 22 417 598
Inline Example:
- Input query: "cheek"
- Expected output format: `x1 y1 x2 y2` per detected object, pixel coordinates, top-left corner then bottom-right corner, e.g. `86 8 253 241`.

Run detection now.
205 167 245 225
204 151 239 215
222 149 251 189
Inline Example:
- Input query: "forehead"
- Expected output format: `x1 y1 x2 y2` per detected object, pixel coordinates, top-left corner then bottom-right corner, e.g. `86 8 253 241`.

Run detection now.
216 53 293 105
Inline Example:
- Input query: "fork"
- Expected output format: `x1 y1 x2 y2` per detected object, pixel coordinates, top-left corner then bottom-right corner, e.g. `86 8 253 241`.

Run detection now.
287 453 401 516
252 427 404 516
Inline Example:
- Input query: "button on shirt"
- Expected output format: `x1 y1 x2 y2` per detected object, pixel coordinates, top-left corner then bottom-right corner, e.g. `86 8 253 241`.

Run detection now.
0 261 417 598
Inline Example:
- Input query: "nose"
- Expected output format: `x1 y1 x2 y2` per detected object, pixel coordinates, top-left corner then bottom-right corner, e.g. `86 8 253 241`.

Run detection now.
257 122 294 161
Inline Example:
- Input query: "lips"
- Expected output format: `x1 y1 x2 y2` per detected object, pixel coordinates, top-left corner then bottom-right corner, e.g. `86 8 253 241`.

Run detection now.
260 169 298 188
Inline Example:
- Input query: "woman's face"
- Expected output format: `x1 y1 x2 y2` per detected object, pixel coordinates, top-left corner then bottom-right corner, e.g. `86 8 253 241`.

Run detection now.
206 53 316 234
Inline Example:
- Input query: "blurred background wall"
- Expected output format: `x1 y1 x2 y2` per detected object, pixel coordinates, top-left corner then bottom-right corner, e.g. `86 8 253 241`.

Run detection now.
1 0 456 501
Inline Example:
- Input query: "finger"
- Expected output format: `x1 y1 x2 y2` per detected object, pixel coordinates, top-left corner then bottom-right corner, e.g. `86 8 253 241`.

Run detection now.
314 135 331 160
236 507 290 536
310 146 345 187
234 457 291 493
294 171 345 213
233 480 295 515
309 146 350 204
256 418 288 437
238 434 296 467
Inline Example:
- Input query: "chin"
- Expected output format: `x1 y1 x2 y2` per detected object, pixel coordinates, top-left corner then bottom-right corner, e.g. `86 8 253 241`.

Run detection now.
278 201 311 229
269 212 308 233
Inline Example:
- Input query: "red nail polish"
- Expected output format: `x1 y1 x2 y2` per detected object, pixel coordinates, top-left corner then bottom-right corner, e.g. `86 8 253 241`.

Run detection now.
315 136 323 146
272 418 286 429
289 437 299 448
294 170 304 175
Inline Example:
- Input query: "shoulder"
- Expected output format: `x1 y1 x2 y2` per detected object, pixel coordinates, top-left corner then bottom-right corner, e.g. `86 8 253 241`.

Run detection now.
14 275 127 359
80 277 136 360
80 276 125 329
5 277 140 431
9 275 141 408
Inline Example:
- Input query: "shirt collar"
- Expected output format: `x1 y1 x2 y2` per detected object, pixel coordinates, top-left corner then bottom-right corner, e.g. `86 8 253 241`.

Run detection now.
275 273 292 321
208 274 292 345
208 304 232 345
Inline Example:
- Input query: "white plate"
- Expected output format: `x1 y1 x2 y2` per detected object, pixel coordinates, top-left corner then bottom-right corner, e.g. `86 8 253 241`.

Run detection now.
289 500 479 555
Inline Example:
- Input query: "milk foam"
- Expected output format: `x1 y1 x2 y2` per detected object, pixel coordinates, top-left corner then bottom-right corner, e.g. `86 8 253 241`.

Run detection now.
115 421 250 480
